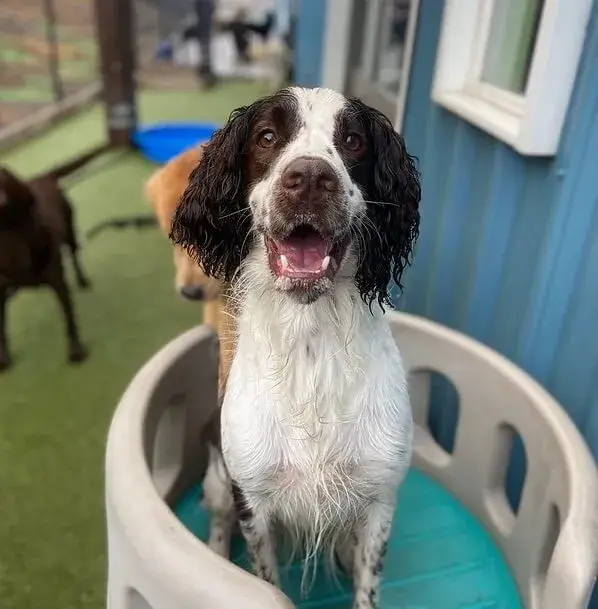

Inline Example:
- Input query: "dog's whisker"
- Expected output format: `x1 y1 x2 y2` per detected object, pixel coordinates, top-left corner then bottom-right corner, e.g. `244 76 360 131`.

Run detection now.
218 207 252 221
362 199 403 208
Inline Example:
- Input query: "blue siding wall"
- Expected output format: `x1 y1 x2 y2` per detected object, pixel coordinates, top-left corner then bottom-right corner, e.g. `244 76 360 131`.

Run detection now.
401 0 598 459
400 4 598 603
293 0 327 86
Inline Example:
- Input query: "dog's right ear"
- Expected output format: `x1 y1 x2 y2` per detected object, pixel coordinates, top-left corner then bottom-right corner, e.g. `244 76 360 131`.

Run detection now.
170 104 258 281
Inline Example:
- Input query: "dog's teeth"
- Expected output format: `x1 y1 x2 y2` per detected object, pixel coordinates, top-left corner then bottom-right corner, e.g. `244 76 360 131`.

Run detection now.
280 254 289 269
321 256 331 271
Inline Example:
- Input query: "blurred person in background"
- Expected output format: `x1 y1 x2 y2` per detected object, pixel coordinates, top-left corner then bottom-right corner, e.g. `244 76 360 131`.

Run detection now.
172 0 295 88
219 0 276 64
219 0 296 78
392 0 410 45
195 0 217 89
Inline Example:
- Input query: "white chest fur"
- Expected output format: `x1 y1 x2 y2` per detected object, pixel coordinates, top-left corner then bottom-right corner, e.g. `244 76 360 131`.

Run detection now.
221 275 413 539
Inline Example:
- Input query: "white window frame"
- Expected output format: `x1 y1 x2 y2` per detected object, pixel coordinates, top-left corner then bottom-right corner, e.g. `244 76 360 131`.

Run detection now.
432 0 594 156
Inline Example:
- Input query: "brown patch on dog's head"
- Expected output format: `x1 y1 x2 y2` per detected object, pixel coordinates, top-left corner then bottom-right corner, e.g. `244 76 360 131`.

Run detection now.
144 145 222 301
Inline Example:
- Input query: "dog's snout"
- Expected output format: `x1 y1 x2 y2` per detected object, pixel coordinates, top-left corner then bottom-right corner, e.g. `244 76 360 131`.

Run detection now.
281 158 339 198
179 285 205 301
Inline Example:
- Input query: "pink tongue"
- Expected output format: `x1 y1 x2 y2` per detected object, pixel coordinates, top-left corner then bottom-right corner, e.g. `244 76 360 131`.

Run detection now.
277 233 330 271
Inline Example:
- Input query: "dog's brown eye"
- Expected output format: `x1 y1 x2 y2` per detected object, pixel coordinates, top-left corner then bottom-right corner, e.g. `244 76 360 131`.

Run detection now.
345 133 363 152
258 130 277 148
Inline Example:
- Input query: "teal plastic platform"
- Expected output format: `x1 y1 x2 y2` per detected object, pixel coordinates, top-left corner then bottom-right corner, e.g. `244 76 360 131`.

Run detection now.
175 468 522 609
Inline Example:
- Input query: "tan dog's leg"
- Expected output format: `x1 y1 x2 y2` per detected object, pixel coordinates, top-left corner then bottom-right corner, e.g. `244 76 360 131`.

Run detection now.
202 292 237 558
217 292 237 398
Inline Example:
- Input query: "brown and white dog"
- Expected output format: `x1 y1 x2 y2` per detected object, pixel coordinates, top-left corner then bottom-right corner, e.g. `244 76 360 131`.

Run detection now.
171 87 421 608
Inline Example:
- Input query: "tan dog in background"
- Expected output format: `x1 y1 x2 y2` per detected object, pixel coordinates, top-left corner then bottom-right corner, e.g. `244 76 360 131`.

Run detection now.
144 145 236 395
144 145 223 328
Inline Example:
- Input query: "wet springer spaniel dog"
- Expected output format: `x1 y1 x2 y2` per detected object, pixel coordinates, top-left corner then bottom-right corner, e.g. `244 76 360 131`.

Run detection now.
171 87 420 608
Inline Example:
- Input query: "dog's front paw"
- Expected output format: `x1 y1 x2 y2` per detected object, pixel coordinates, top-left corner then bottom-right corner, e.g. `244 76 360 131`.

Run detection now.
0 352 12 372
68 343 88 364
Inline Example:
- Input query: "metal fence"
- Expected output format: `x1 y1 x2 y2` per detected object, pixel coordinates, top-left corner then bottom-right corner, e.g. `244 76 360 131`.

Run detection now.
0 0 279 146
0 0 198 145
133 0 206 91
0 0 100 131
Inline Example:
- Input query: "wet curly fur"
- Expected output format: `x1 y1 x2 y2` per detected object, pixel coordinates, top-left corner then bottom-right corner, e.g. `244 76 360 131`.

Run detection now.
170 87 420 609
171 94 420 309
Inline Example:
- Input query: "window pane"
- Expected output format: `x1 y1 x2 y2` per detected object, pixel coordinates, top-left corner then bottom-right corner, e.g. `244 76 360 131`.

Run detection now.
482 0 545 94
352 0 369 70
373 0 413 97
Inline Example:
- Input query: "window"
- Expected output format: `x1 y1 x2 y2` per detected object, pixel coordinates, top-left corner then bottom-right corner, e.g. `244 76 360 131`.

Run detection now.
371 0 412 98
432 0 593 156
322 0 420 129
356 0 419 125
481 0 544 94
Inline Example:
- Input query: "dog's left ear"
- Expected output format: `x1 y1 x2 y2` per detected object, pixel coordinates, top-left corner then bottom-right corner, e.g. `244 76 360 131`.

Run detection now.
170 103 260 281
351 101 421 308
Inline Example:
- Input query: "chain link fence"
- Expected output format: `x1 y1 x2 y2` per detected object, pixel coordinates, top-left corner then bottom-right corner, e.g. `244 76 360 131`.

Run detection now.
0 0 195 145
0 0 100 130
133 0 201 90
0 0 284 146
133 0 294 90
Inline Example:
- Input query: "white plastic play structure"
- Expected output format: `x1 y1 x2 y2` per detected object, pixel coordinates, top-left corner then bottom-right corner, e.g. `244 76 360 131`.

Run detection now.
105 312 598 609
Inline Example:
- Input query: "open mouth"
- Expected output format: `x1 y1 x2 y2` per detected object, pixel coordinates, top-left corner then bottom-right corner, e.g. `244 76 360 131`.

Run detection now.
266 224 348 283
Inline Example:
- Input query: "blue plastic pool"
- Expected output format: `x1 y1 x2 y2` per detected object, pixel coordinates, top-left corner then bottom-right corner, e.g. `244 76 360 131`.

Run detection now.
175 468 523 609
132 122 219 165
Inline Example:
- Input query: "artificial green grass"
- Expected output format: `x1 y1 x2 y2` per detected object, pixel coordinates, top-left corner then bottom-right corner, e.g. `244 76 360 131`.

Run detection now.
0 82 269 609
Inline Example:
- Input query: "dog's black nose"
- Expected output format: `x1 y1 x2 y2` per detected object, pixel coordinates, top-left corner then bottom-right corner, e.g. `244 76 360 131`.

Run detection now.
179 285 205 301
281 157 339 198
